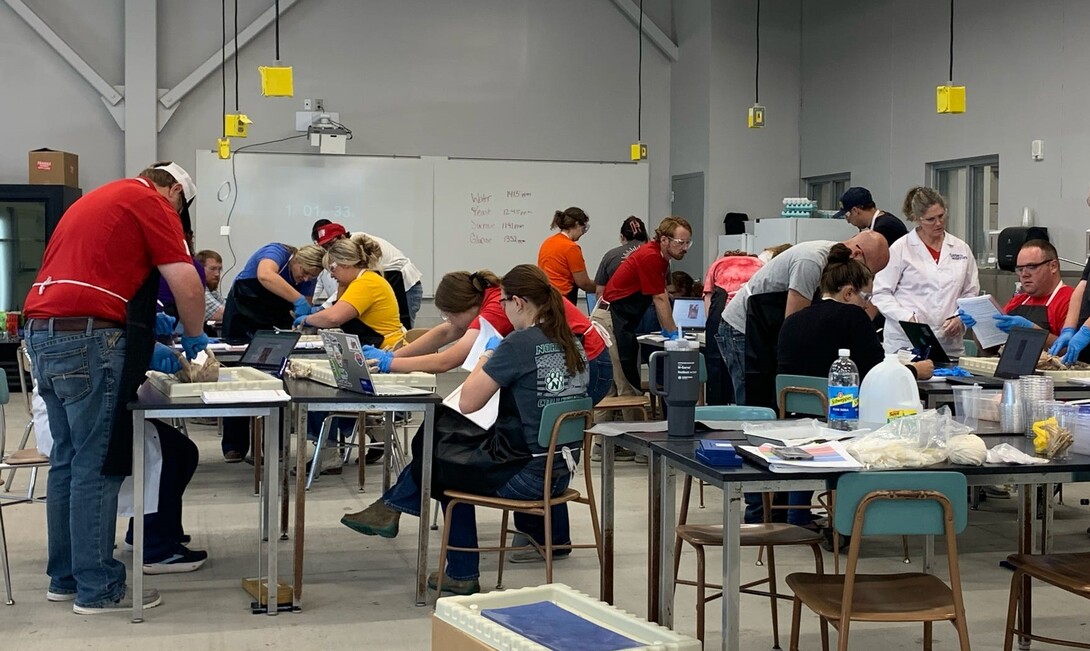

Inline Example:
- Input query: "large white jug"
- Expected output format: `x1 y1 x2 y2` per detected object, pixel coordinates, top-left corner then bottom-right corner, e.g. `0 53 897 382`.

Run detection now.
858 354 922 430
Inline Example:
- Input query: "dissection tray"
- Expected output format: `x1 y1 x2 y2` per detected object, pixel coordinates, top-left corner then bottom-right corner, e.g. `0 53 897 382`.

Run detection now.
287 358 437 390
146 366 283 398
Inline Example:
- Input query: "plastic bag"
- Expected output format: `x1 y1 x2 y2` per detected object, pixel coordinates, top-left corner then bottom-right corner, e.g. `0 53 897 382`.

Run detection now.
844 407 971 469
741 418 850 444
176 349 221 383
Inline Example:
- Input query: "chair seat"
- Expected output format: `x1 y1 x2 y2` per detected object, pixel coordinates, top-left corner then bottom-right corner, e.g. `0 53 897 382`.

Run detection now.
1006 553 1090 593
3 448 49 465
677 523 823 547
785 572 958 622
442 487 581 510
595 396 650 409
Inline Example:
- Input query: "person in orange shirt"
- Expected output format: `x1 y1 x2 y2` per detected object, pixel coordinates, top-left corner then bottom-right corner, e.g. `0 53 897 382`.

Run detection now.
537 207 597 305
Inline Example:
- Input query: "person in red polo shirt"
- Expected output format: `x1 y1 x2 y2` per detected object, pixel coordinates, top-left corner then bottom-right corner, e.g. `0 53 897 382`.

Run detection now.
592 216 693 405
23 162 207 614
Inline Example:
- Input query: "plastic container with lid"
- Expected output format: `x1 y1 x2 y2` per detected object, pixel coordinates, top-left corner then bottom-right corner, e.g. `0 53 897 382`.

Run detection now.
858 354 922 430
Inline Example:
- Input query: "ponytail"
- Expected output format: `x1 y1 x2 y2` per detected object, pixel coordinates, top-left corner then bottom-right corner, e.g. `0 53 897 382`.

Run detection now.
550 207 589 231
500 264 586 374
620 215 648 242
435 269 501 314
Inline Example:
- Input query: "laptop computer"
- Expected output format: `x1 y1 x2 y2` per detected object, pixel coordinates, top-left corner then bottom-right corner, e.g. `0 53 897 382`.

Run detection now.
319 331 431 396
672 298 707 336
898 320 954 366
946 326 1048 388
239 330 301 378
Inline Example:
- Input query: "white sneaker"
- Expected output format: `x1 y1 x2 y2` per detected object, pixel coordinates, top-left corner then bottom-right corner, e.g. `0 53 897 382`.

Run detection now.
73 588 162 615
46 590 76 602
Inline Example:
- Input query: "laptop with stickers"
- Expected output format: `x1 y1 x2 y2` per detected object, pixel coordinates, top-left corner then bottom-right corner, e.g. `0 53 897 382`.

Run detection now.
319 331 431 396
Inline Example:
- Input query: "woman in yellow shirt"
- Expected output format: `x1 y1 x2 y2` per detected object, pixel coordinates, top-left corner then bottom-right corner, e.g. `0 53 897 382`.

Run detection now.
296 235 406 349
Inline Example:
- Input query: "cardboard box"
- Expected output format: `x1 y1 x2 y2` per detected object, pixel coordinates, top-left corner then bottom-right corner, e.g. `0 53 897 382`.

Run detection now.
28 148 79 186
431 616 496 651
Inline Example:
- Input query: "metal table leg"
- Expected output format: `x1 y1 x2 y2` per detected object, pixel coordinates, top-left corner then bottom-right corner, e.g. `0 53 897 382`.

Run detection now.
600 436 616 604
648 445 662 622
721 481 743 651
132 409 146 623
293 403 308 608
653 450 676 628
415 404 435 606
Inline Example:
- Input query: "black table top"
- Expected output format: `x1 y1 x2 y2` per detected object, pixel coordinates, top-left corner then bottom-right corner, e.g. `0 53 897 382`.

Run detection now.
128 383 288 410
284 377 442 405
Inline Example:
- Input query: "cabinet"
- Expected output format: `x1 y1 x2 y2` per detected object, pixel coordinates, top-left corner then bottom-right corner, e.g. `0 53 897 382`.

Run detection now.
0 184 81 311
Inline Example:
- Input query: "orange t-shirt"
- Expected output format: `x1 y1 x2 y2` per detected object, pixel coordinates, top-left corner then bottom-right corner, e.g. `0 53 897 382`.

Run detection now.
537 232 587 295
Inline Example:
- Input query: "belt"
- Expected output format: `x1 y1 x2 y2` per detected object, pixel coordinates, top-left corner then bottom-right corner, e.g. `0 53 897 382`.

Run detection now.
28 317 124 332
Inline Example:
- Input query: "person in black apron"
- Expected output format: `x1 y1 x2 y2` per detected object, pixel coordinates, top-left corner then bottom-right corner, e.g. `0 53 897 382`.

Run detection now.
221 242 325 460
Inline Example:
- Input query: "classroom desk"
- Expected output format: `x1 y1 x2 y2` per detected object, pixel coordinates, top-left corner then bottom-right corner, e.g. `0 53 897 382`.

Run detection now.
917 378 1090 410
284 378 442 607
129 383 289 622
601 430 1090 651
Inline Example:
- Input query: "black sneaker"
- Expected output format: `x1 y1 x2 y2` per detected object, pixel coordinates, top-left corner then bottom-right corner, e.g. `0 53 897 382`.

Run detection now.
143 546 208 575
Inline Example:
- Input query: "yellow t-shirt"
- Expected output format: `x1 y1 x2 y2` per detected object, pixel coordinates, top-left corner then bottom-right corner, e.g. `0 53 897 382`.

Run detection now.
337 271 405 349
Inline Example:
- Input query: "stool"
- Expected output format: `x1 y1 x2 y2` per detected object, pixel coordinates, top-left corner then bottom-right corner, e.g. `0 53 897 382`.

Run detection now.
594 395 651 422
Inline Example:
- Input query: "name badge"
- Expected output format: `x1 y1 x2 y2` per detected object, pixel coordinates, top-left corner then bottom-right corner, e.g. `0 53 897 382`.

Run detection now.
950 253 968 261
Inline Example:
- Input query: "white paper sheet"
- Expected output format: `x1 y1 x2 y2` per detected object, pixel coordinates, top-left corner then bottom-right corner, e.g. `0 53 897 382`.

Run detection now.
463 317 502 371
956 294 1006 348
201 389 290 403
442 383 499 429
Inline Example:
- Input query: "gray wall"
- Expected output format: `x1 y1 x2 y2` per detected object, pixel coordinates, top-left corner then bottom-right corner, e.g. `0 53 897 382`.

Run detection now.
800 0 1090 265
1 0 675 255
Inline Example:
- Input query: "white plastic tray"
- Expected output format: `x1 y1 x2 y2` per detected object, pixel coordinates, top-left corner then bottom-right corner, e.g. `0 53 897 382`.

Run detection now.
434 583 699 651
145 366 283 398
287 358 437 391
958 356 1090 380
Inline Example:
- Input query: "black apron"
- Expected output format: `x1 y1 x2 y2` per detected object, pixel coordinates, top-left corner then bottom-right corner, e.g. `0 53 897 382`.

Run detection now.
338 305 386 347
382 269 413 331
222 276 295 343
564 286 580 306
744 291 789 411
609 291 653 390
1009 284 1063 334
103 271 160 476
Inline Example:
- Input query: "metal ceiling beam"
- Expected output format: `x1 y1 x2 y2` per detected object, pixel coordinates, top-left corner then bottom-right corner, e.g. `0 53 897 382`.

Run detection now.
606 0 679 62
159 0 302 109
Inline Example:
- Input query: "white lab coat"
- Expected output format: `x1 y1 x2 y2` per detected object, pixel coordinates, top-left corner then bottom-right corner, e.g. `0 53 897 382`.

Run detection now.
872 229 980 356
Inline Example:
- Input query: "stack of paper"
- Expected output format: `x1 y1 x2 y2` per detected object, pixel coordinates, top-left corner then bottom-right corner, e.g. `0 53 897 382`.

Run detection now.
956 294 1006 348
737 441 863 473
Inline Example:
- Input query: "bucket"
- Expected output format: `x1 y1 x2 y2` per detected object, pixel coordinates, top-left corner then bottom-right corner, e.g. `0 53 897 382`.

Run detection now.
858 354 923 430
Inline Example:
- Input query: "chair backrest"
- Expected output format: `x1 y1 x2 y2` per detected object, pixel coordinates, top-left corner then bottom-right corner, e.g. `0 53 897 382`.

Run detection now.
0 367 9 406
694 405 776 421
404 327 430 344
833 471 968 536
776 374 827 418
538 397 594 449
963 338 979 357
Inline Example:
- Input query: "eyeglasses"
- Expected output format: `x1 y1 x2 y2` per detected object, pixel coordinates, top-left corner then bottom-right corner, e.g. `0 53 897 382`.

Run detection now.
1015 259 1055 274
499 295 516 304
858 290 873 303
581 223 590 232
669 237 694 249
917 212 946 225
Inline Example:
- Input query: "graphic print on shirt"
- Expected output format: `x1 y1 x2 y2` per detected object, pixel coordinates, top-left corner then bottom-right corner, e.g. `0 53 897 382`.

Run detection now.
535 341 588 407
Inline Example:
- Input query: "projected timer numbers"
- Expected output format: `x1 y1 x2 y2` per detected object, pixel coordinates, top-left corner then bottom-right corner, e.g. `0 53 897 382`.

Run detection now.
284 204 353 219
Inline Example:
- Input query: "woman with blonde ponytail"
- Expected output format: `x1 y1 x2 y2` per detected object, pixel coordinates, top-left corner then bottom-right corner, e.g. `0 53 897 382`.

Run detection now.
342 264 593 593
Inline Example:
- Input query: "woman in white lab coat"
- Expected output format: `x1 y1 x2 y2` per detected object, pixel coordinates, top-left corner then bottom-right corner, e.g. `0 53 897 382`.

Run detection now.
871 186 980 356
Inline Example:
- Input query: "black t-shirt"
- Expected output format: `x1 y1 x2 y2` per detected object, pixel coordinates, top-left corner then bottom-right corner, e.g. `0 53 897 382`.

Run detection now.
777 299 885 379
872 211 909 247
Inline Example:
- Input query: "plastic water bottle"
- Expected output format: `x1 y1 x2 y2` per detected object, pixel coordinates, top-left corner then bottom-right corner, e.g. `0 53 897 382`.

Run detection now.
827 349 860 431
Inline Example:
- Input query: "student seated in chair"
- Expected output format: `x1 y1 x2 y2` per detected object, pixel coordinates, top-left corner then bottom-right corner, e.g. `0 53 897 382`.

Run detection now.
342 265 591 595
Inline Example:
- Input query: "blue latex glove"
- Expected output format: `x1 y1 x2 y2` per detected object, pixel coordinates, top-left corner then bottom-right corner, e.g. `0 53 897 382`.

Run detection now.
932 366 973 377
1050 327 1076 356
1062 326 1090 365
293 296 314 317
660 328 681 340
179 332 209 361
362 344 393 373
484 335 503 352
293 314 309 327
957 309 976 330
150 343 181 374
154 312 177 337
992 313 1035 334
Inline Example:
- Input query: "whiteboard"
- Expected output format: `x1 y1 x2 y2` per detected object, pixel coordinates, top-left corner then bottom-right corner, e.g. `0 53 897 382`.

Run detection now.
433 159 649 285
194 151 434 292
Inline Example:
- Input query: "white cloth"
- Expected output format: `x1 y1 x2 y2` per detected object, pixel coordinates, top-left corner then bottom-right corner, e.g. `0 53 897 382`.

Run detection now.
313 269 339 303
360 233 423 288
872 229 979 356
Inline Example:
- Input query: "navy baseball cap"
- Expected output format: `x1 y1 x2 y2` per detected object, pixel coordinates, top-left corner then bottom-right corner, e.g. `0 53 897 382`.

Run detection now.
832 187 874 219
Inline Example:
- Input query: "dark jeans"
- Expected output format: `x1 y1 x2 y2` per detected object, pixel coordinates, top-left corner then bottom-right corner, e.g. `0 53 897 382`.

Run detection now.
222 417 249 457
718 320 746 406
125 421 199 562
586 352 613 405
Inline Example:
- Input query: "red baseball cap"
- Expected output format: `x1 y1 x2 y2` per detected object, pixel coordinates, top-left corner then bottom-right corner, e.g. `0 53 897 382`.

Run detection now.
316 223 347 246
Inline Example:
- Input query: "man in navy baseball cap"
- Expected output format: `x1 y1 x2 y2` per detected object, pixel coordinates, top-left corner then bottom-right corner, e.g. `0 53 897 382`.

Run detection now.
833 186 907 246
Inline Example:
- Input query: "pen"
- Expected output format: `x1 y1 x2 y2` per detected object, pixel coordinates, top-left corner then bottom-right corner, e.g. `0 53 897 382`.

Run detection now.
943 314 959 322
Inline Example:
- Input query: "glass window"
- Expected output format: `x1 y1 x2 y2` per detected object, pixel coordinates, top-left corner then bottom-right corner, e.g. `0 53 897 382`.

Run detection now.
803 173 851 210
929 156 999 264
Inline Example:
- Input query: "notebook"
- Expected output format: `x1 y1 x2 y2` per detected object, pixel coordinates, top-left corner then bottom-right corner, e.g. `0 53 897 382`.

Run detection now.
239 330 301 378
319 331 431 396
946 326 1048 388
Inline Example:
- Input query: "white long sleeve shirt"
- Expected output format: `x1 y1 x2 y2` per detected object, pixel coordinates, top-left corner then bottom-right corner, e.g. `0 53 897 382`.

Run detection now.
871 229 980 356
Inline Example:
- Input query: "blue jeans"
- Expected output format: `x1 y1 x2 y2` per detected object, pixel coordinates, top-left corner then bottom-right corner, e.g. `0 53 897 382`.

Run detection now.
27 326 128 606
717 320 746 405
744 490 815 526
382 464 570 580
586 352 613 405
406 282 423 328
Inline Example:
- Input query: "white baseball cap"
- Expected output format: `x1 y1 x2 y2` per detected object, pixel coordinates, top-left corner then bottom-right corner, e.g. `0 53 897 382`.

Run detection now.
153 161 197 204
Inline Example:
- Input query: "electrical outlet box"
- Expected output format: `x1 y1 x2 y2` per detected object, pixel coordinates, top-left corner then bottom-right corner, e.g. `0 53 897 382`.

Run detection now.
747 105 765 128
224 114 252 138
220 225 231 236
302 98 314 110
295 111 340 132
259 65 294 97
1031 139 1044 161
629 142 648 161
936 85 966 113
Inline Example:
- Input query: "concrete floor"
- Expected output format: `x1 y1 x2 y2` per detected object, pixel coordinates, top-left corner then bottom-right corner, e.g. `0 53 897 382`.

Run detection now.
3 381 1090 650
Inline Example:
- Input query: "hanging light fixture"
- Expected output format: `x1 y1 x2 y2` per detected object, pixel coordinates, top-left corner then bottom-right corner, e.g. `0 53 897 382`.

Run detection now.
259 0 294 97
224 0 252 139
936 0 965 114
747 0 765 128
630 0 648 160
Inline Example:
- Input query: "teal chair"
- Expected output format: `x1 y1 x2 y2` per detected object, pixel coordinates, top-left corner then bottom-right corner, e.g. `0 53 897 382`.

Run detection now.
673 405 825 646
962 339 979 358
435 397 600 593
776 374 828 418
786 472 971 651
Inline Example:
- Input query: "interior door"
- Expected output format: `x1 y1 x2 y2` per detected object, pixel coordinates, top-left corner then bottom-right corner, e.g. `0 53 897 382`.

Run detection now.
670 172 705 281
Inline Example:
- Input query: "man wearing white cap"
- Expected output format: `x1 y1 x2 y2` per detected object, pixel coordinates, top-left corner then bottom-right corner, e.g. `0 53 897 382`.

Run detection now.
23 161 208 614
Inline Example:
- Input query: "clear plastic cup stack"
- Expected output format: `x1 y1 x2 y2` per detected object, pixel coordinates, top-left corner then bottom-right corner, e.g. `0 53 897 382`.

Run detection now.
1019 375 1054 437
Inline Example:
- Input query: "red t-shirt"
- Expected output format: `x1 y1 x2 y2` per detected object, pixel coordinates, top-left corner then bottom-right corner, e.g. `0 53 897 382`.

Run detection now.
1002 284 1073 336
469 286 606 360
601 240 668 302
24 178 191 322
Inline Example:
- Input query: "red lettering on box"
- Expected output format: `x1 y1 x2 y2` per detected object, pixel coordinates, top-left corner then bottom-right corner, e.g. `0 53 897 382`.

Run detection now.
36 161 52 170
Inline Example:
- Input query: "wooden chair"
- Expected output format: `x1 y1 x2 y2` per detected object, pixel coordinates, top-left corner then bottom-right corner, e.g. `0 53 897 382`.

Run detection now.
786 471 971 651
672 404 825 646
0 368 49 504
0 478 11 605
435 397 601 593
1002 551 1090 650
594 395 651 421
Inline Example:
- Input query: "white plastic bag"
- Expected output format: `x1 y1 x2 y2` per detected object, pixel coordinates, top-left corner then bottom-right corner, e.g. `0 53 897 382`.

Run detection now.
844 407 971 469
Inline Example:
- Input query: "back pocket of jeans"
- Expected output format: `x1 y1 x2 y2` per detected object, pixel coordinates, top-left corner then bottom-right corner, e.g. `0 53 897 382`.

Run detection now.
40 347 91 403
